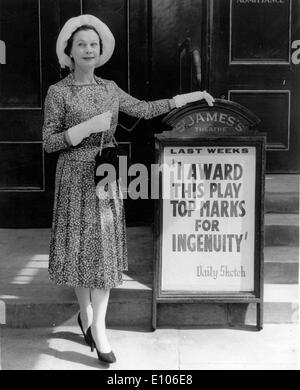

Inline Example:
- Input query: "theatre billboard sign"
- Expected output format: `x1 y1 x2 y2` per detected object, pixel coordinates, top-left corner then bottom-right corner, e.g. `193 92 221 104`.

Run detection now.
153 99 266 330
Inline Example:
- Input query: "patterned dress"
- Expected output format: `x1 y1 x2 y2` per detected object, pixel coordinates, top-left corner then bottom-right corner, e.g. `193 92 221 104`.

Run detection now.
43 72 172 289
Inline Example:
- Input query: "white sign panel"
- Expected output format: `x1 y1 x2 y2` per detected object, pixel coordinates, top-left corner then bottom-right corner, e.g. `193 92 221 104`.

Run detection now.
161 145 256 293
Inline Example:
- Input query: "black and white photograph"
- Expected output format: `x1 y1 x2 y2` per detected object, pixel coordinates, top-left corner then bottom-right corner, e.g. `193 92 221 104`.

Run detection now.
0 0 299 374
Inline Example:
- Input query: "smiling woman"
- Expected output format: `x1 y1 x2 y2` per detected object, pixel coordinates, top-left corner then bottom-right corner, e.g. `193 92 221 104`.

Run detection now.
65 26 103 75
43 14 214 366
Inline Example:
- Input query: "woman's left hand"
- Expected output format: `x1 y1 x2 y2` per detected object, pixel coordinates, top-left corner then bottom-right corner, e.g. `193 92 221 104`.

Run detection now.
173 90 215 108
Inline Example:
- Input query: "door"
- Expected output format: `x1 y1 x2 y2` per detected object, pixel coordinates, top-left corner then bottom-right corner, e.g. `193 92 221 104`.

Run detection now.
151 0 207 98
209 0 300 173
0 0 67 227
152 0 299 173
0 0 150 227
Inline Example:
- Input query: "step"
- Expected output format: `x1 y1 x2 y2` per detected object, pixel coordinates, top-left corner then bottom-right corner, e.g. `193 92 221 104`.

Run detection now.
264 246 299 263
0 228 298 327
3 281 153 329
264 214 299 246
0 227 153 328
4 283 297 328
265 175 299 193
157 284 299 327
0 300 4 370
265 193 299 214
264 247 299 284
265 175 299 214
264 263 298 284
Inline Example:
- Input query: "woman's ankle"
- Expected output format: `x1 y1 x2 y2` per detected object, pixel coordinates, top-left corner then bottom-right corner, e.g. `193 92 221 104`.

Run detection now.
91 324 111 352
79 308 93 332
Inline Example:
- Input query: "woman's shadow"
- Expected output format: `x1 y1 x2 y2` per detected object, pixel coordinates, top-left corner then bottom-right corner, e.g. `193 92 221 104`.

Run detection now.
45 330 111 369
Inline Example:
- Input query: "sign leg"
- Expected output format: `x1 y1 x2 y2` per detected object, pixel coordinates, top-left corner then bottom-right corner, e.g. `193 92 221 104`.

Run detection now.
257 302 263 330
152 298 157 331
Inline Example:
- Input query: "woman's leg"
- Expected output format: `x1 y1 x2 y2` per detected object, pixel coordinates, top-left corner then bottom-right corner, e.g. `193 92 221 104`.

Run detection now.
90 288 111 353
74 287 93 332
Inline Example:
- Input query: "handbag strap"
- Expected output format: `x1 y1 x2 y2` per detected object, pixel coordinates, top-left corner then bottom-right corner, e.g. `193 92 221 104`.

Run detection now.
98 133 118 156
117 116 142 132
99 132 105 156
112 135 118 146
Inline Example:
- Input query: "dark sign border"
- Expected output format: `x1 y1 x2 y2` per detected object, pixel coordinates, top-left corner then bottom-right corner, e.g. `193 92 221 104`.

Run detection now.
153 135 266 330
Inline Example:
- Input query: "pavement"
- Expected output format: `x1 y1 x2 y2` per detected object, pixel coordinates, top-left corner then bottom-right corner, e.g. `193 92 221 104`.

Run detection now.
0 322 299 370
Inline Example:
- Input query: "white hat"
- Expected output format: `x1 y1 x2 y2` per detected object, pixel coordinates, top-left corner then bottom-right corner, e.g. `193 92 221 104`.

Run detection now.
56 14 115 69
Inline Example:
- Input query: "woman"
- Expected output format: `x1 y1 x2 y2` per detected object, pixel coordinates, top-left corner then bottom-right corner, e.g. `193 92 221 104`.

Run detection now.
43 14 214 364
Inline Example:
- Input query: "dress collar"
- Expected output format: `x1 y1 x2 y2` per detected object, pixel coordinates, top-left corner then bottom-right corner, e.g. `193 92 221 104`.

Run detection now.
66 72 105 86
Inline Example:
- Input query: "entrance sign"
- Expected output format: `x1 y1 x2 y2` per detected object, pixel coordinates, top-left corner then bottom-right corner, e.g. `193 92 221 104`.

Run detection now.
153 99 266 330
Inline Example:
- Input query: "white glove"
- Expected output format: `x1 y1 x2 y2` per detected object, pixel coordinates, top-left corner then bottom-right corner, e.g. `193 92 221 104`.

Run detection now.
67 111 112 146
173 91 215 108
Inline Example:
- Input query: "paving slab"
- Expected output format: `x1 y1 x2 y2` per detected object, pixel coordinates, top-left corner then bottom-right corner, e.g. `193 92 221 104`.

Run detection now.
0 323 298 370
177 326 298 367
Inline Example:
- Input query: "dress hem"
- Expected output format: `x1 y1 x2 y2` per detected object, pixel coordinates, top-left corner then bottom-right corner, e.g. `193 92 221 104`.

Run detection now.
48 273 125 290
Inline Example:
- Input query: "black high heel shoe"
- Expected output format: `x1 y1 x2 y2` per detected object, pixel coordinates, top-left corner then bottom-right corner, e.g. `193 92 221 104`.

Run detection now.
77 313 93 347
86 327 116 364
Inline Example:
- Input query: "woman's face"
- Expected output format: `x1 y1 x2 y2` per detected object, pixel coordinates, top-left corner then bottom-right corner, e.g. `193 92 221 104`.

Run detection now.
70 29 101 70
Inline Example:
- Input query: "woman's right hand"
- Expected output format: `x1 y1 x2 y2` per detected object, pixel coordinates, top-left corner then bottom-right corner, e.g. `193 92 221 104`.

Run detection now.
66 111 113 146
173 91 215 107
89 111 112 133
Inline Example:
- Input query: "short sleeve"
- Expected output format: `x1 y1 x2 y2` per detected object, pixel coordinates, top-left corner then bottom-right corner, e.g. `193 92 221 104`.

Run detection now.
114 82 173 120
42 85 69 153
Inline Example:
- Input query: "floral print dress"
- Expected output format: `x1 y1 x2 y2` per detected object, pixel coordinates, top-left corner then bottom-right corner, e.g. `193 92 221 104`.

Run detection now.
43 73 172 289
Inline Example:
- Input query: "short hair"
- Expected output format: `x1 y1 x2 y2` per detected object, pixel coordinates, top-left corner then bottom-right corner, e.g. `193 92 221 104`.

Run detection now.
64 24 103 57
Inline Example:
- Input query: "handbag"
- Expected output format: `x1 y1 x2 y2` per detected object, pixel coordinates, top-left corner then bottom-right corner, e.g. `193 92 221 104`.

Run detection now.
94 134 122 186
94 117 140 187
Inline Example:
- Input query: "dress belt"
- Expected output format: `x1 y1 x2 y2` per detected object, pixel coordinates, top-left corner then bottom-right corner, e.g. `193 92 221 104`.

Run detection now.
61 142 115 163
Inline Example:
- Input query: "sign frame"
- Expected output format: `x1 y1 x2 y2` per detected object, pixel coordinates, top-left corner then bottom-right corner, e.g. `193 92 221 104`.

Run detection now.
152 135 266 331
